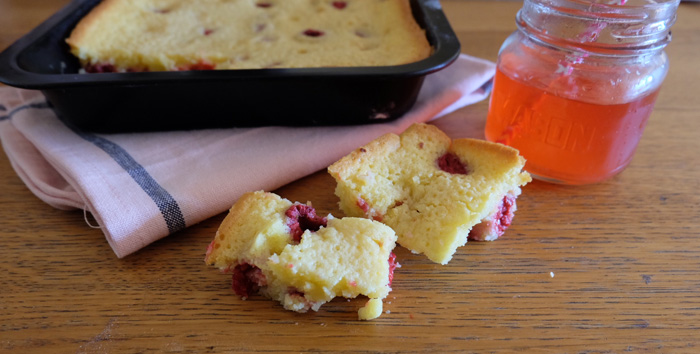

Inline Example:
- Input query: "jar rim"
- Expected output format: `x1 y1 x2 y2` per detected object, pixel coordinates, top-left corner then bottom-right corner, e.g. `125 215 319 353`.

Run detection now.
518 0 679 53
539 0 680 10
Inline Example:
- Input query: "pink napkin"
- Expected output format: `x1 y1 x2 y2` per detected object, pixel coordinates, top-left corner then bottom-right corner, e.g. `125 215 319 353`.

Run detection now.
0 54 495 258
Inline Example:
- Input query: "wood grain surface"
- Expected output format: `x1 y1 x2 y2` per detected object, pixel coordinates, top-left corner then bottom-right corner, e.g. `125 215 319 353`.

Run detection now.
2 1 700 353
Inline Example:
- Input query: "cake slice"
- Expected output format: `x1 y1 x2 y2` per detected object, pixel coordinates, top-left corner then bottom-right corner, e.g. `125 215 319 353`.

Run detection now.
328 123 531 265
205 191 398 320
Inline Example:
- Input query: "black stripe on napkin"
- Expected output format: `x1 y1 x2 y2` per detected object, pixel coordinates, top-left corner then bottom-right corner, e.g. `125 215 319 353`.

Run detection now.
2 100 186 234
0 102 51 121
76 133 188 234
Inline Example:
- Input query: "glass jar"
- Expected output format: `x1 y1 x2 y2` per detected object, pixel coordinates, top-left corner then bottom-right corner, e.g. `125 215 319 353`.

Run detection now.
485 0 679 185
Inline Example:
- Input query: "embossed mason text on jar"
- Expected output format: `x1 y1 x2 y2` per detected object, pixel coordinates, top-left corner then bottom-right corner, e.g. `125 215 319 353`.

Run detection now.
485 0 679 185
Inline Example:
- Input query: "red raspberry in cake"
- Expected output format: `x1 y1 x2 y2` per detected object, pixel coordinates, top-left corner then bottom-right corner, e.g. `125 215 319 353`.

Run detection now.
231 263 266 299
126 66 149 72
332 1 348 9
388 252 398 286
285 204 327 242
356 197 383 221
469 193 518 241
302 29 325 37
437 152 469 175
84 62 117 73
328 123 531 264
205 191 398 319
177 59 216 71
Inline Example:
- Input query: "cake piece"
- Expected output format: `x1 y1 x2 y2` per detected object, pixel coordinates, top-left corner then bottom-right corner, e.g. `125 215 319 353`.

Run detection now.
66 0 432 72
328 123 531 265
204 191 398 319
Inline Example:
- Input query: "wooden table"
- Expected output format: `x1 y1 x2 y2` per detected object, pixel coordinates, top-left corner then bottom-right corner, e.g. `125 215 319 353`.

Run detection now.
2 1 700 352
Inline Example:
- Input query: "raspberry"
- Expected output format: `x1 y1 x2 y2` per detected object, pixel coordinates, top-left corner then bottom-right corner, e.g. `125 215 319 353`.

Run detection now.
303 29 325 37
177 60 216 71
437 152 469 175
84 63 117 73
356 198 383 221
468 194 517 240
285 204 328 242
288 289 305 298
357 198 371 214
388 252 398 286
231 263 266 299
126 67 149 72
495 194 516 235
332 1 347 9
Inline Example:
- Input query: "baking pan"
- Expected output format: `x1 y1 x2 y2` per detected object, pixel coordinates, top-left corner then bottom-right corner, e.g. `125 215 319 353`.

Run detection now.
0 0 461 133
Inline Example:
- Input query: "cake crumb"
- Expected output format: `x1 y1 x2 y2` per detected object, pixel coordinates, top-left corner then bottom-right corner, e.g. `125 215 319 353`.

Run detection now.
358 299 383 320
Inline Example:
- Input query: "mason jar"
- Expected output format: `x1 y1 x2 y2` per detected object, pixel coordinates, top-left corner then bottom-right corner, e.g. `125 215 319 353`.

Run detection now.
485 0 679 185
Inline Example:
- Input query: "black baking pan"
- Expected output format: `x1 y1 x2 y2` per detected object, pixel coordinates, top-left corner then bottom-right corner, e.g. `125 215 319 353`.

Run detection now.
0 0 461 133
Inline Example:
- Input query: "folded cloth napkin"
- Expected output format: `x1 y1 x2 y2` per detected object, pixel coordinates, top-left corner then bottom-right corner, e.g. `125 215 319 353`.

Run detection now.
0 54 495 258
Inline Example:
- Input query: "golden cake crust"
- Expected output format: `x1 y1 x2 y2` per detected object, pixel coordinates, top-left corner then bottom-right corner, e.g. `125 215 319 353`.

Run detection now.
66 0 432 72
205 190 292 269
327 132 401 179
65 0 119 49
